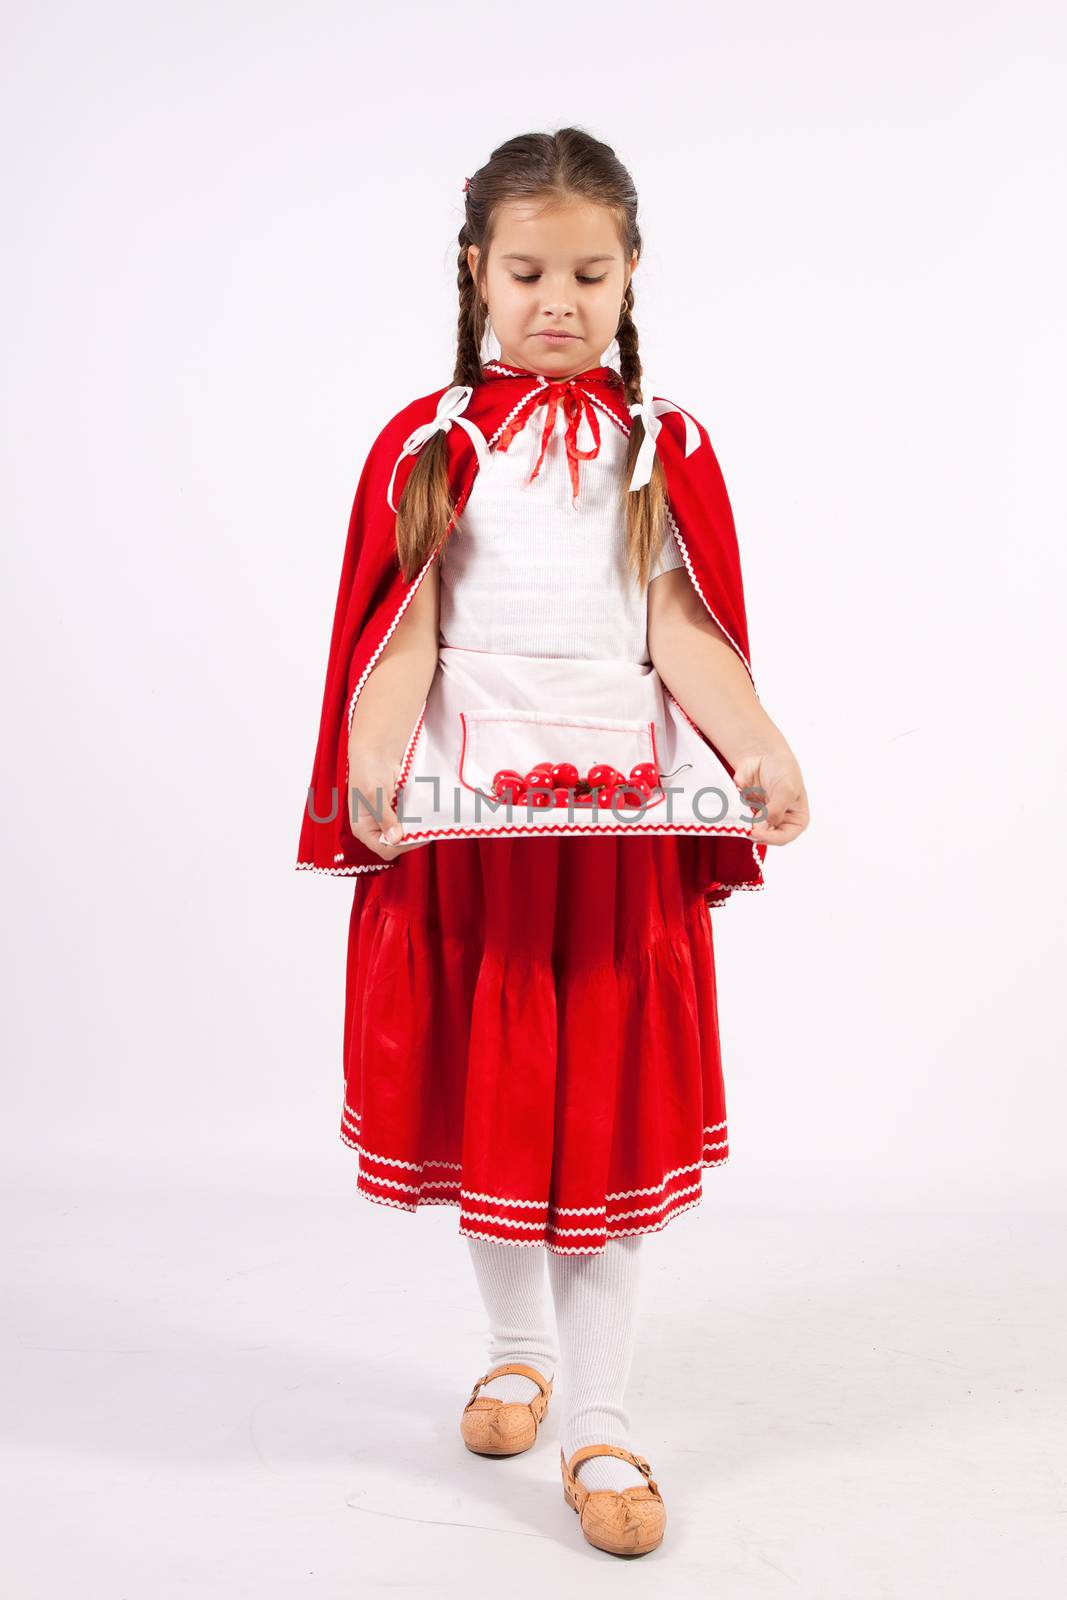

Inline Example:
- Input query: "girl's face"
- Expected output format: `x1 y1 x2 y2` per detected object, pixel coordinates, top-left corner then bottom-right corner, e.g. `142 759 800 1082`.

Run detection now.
468 197 638 380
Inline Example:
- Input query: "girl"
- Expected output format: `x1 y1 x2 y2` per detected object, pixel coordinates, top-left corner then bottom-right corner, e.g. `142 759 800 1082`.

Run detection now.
297 127 809 1558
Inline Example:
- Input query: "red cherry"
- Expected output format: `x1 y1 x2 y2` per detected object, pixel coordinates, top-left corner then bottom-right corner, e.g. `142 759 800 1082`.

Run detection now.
551 762 579 788
524 768 555 791
587 763 621 789
629 762 659 789
551 786 572 806
530 760 555 774
529 788 553 808
612 783 649 808
493 768 526 799
573 790 595 807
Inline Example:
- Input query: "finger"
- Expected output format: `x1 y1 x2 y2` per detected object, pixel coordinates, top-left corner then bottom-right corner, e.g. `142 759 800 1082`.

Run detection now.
750 816 805 845
349 776 402 840
354 823 407 861
760 782 804 831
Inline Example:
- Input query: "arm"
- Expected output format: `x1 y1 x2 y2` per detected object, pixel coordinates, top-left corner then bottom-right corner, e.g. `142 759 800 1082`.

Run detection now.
647 567 809 845
347 561 440 857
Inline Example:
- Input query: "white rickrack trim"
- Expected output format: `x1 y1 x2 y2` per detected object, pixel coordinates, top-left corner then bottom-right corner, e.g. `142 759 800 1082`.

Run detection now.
344 1143 525 1204
456 1185 701 1235
663 501 756 690
545 1182 703 1233
379 817 754 847
482 360 535 379
356 1188 418 1213
458 1225 549 1250
460 1209 549 1231
344 550 439 742
348 1162 726 1250
459 1188 549 1210
578 386 631 438
346 1137 463 1174
395 700 427 791
362 1169 462 1197
485 379 548 449
602 1158 702 1203
481 371 632 452
320 464 483 878
710 875 764 894
659 505 768 896
459 1161 705 1213
464 1191 711 1253
342 1127 727 1210
296 861 391 876
542 1195 707 1253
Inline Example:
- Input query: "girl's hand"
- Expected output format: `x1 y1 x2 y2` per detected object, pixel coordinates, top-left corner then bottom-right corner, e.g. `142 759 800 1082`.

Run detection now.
733 746 810 846
347 747 409 861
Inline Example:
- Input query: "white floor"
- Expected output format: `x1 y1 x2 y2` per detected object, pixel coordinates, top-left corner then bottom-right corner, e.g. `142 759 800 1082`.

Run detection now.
3 1147 1063 1600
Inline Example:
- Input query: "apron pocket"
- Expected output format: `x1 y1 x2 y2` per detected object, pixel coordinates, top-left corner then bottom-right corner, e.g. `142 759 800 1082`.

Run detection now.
458 707 663 810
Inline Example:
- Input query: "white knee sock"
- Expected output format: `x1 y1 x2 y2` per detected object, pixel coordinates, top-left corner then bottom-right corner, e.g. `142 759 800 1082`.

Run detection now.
547 1235 648 1492
466 1239 559 1403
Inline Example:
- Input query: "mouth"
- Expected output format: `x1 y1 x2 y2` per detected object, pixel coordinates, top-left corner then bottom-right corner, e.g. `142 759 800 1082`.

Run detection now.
534 331 578 342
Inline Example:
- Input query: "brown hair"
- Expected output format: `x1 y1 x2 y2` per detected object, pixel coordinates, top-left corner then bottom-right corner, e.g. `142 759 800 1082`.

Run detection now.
394 126 670 588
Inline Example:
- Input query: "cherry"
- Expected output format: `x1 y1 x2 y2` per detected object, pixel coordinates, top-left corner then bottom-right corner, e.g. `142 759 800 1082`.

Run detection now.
551 761 579 788
587 763 621 789
611 782 651 809
493 768 526 800
629 762 659 789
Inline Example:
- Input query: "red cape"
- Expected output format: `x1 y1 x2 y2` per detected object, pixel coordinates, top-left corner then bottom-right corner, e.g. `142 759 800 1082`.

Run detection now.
296 361 766 907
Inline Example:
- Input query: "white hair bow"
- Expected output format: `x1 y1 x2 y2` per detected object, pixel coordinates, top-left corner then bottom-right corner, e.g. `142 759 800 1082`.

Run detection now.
627 394 700 492
386 385 491 512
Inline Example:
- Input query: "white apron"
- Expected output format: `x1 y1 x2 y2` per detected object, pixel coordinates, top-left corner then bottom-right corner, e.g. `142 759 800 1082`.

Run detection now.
378 644 755 849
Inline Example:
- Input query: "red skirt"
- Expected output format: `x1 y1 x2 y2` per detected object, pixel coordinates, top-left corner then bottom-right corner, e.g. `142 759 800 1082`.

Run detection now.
340 833 730 1255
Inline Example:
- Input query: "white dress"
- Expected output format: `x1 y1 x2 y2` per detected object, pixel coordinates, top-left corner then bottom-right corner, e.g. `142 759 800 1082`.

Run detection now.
388 388 754 849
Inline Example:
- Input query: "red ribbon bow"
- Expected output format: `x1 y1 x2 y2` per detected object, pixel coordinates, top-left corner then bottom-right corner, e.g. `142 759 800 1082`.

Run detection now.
496 379 603 507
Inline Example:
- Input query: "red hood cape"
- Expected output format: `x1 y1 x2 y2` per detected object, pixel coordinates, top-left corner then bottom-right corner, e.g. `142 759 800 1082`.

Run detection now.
296 360 766 907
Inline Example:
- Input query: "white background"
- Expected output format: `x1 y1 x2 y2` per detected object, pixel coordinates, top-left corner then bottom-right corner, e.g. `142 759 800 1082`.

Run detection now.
2 3 1064 1595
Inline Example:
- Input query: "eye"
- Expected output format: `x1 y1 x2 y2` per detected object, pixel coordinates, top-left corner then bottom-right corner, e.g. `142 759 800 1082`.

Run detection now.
508 273 608 285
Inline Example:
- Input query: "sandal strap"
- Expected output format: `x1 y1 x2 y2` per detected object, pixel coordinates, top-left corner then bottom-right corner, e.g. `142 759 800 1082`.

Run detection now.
465 1362 553 1406
562 1443 660 1499
565 1443 654 1480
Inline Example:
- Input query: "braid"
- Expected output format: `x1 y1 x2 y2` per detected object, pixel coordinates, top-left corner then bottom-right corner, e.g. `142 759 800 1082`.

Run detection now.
616 280 641 405
454 226 484 387
616 280 668 591
395 224 486 580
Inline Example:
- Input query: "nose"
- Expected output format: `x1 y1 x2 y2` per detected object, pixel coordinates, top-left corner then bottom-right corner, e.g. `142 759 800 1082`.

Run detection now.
539 286 575 319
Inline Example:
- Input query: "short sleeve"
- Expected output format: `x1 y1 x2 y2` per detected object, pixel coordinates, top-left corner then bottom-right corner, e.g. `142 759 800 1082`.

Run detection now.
649 521 686 581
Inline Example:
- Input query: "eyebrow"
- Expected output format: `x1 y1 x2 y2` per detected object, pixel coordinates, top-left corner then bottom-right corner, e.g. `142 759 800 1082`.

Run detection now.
500 253 617 265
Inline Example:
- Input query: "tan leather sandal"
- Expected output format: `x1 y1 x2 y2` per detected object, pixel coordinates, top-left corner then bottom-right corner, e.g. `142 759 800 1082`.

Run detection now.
560 1444 667 1557
460 1362 554 1456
